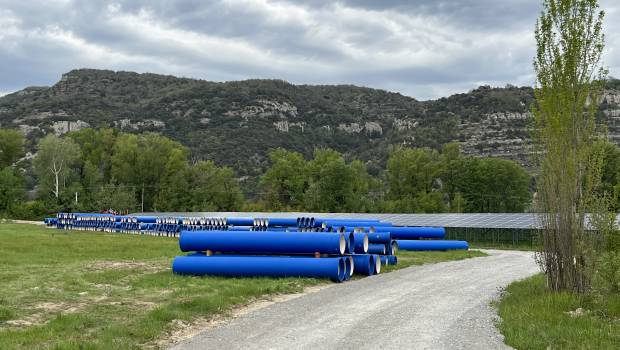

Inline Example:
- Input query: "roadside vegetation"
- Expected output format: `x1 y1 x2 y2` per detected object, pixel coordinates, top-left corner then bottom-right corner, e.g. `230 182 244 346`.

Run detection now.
496 274 620 349
0 223 486 349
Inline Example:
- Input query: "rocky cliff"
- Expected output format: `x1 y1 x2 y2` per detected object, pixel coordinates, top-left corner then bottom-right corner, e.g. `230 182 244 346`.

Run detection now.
1 69 619 177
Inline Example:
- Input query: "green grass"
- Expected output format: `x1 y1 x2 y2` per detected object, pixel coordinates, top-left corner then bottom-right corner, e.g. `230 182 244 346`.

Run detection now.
469 242 536 251
0 224 320 349
495 274 620 349
0 224 487 349
382 249 487 272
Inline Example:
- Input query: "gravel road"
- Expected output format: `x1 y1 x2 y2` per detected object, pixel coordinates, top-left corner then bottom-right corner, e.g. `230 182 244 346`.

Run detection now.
171 250 539 350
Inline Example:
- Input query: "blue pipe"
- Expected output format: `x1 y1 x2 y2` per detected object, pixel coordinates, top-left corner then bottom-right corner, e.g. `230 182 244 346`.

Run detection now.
179 230 346 255
226 217 254 226
367 243 386 255
134 216 157 223
320 220 391 229
228 226 253 231
379 255 388 265
367 231 391 244
295 217 312 228
343 256 353 280
396 240 469 251
373 226 445 239
388 255 397 265
386 240 398 255
372 254 382 274
315 218 380 225
345 232 355 254
172 255 346 282
264 218 298 227
352 254 375 276
379 255 398 265
353 232 368 254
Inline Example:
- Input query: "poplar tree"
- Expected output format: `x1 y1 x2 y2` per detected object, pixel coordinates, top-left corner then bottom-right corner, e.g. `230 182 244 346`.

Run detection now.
533 0 608 292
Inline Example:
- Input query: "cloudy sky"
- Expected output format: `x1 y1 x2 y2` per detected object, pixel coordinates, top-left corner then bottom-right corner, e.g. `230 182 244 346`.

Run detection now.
0 0 618 100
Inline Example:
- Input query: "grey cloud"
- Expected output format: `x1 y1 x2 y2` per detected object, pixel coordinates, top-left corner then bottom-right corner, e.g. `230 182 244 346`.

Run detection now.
0 0 618 100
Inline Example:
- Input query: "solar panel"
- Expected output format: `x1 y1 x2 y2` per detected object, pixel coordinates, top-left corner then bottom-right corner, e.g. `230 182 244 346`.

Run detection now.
136 212 619 230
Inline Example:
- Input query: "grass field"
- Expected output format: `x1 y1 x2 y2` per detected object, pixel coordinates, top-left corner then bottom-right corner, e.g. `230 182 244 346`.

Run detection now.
496 274 620 349
468 242 537 251
0 223 485 349
382 248 486 272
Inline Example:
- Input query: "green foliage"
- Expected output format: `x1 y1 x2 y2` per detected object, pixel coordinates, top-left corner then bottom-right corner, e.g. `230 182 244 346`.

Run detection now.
0 129 24 168
6 200 49 220
384 147 445 213
186 161 245 211
68 127 117 184
383 143 531 213
93 183 138 213
456 158 531 212
304 149 357 212
0 167 25 213
592 251 620 298
259 148 376 212
259 149 308 210
10 128 246 215
496 274 620 349
32 134 81 201
111 132 188 211
533 0 608 293
594 140 620 210
257 143 533 213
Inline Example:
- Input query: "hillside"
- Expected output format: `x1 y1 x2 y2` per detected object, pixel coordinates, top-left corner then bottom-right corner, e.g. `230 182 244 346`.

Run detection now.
1 69 620 178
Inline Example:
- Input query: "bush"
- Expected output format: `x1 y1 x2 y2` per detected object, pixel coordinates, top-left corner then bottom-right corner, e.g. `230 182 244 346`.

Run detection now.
592 251 620 311
8 200 50 221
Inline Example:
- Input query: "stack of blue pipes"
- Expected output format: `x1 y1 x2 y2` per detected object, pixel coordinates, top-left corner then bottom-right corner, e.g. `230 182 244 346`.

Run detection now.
44 213 470 282
172 216 384 282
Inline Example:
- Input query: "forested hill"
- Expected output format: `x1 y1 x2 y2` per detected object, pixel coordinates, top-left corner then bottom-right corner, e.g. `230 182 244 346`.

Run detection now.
2 69 620 177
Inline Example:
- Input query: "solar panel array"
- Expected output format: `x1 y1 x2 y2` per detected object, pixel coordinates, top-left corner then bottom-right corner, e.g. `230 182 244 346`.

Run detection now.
137 212 620 230
137 212 547 229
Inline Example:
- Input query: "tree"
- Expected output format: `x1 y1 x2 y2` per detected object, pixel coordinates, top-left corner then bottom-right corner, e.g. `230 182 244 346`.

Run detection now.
0 167 25 213
0 129 25 168
348 159 377 212
69 127 117 183
93 183 137 213
456 158 531 212
111 133 187 211
33 134 81 200
304 149 356 212
595 141 620 211
533 0 608 292
187 161 244 211
383 147 445 213
154 148 191 211
259 149 308 210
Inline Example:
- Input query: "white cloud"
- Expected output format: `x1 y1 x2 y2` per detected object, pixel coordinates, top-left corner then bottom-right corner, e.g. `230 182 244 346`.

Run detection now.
0 0 618 100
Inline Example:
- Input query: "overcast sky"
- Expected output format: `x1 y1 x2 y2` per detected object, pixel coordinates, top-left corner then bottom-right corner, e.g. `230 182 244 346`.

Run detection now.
0 0 618 100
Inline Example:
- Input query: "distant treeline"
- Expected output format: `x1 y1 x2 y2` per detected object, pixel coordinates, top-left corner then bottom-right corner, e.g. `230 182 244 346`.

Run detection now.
1 127 619 219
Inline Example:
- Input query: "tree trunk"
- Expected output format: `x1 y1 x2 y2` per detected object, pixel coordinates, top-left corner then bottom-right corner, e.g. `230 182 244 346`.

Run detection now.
54 171 59 199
